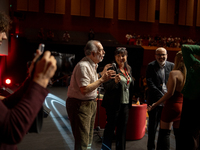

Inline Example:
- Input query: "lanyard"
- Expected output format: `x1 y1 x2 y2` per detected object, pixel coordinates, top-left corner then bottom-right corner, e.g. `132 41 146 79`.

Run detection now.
120 68 130 85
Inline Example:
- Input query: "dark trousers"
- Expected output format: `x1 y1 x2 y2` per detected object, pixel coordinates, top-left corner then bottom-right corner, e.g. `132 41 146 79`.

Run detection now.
101 104 129 150
66 97 97 150
178 97 200 150
147 106 163 150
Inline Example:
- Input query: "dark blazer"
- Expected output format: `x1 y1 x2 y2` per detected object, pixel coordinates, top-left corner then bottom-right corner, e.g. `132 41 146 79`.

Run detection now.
146 60 174 105
101 68 134 111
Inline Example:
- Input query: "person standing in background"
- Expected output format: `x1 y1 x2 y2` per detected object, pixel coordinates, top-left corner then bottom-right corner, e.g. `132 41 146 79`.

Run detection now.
178 45 200 150
66 40 116 150
148 51 186 150
101 47 135 150
88 29 95 41
146 47 174 150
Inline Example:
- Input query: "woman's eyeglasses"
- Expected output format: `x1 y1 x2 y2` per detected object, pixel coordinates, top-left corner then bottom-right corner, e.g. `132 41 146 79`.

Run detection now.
116 47 126 51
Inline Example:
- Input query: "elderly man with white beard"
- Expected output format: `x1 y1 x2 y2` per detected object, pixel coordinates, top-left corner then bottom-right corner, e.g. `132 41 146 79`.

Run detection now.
66 40 116 150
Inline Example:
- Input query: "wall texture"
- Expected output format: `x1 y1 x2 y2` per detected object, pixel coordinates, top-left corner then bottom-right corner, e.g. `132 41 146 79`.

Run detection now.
8 0 200 44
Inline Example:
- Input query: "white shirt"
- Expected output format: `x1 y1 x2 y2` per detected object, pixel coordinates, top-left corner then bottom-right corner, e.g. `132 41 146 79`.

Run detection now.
158 62 167 106
67 56 98 100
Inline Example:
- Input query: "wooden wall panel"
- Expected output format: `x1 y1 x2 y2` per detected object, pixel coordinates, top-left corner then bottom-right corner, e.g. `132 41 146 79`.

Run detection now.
71 0 81 15
118 0 127 20
28 0 39 12
159 0 168 23
118 0 135 21
167 0 175 24
45 0 55 13
81 0 90 16
186 0 194 26
197 0 200 26
17 0 28 11
178 0 187 25
147 0 155 22
139 0 148 22
127 0 135 21
178 0 194 26
105 0 113 18
55 0 65 14
95 0 104 18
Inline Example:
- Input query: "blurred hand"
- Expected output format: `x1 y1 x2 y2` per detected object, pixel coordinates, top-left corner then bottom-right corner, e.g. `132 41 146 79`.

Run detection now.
101 64 112 76
32 50 57 88
147 103 156 112
29 49 42 76
147 105 152 112
115 74 121 84
101 70 116 83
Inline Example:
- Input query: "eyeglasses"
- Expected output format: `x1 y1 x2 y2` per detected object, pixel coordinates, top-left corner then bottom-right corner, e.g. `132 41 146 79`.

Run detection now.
156 54 167 57
98 48 104 52
116 47 126 51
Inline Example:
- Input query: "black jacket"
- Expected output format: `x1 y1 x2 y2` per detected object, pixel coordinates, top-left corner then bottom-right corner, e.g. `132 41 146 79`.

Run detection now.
146 60 174 105
101 67 134 111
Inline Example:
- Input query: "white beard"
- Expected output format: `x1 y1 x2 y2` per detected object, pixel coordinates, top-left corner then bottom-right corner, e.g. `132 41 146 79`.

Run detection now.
96 54 104 62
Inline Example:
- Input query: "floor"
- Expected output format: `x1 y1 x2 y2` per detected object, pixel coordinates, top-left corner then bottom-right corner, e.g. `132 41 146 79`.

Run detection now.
17 86 175 150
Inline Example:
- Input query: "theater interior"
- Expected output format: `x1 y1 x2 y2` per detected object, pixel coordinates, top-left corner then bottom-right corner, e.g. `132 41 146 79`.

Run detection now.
1 0 200 149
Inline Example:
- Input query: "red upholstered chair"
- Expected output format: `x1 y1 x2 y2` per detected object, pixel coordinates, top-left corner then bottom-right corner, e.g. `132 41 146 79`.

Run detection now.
126 104 147 140
129 38 136 45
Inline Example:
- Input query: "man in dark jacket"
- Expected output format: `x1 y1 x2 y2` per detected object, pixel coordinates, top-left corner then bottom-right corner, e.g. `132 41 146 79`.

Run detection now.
146 47 174 150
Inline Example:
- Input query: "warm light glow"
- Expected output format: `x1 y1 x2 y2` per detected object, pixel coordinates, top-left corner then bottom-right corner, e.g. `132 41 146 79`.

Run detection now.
5 79 11 85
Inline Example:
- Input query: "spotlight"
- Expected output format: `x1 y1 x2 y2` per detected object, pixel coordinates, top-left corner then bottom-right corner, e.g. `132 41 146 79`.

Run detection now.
5 78 11 85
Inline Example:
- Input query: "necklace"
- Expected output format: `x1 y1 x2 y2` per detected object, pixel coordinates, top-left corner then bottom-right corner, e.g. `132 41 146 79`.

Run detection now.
120 67 130 85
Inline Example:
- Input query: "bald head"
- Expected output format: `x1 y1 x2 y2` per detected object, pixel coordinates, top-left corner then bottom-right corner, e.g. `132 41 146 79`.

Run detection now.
155 47 167 54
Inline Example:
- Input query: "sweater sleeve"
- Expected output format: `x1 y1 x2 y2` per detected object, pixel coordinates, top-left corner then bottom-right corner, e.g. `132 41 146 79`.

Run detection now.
181 44 200 68
0 81 48 144
2 77 31 109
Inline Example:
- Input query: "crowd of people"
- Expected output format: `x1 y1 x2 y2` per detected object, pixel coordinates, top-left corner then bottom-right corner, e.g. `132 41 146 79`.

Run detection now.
1 10 200 150
37 28 71 42
126 33 199 48
37 28 95 43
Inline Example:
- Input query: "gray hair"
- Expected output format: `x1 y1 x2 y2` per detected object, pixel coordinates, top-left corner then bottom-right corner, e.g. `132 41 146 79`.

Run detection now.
84 40 99 56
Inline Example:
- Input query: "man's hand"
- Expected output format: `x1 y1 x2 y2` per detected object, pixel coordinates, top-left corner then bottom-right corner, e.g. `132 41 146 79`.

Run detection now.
101 64 112 77
147 103 156 112
32 50 57 88
100 70 116 83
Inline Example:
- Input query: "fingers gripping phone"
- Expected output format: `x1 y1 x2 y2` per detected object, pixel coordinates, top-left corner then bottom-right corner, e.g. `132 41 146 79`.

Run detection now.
31 43 45 78
38 43 45 53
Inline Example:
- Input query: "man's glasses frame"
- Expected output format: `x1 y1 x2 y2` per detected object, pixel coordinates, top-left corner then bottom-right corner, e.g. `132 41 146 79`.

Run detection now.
156 54 167 57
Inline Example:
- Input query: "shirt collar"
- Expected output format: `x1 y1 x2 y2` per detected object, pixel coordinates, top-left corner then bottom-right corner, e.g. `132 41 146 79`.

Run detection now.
86 56 98 69
158 61 166 69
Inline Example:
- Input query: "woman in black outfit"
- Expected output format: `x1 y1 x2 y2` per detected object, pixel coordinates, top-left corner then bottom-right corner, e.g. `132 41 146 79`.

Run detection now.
101 47 135 150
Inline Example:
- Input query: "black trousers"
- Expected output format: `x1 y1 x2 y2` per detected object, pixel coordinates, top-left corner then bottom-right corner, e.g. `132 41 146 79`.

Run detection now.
147 106 163 150
178 97 200 150
101 104 129 150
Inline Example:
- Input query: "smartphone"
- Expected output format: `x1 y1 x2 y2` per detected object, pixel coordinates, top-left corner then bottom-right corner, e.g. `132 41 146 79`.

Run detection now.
38 43 45 53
